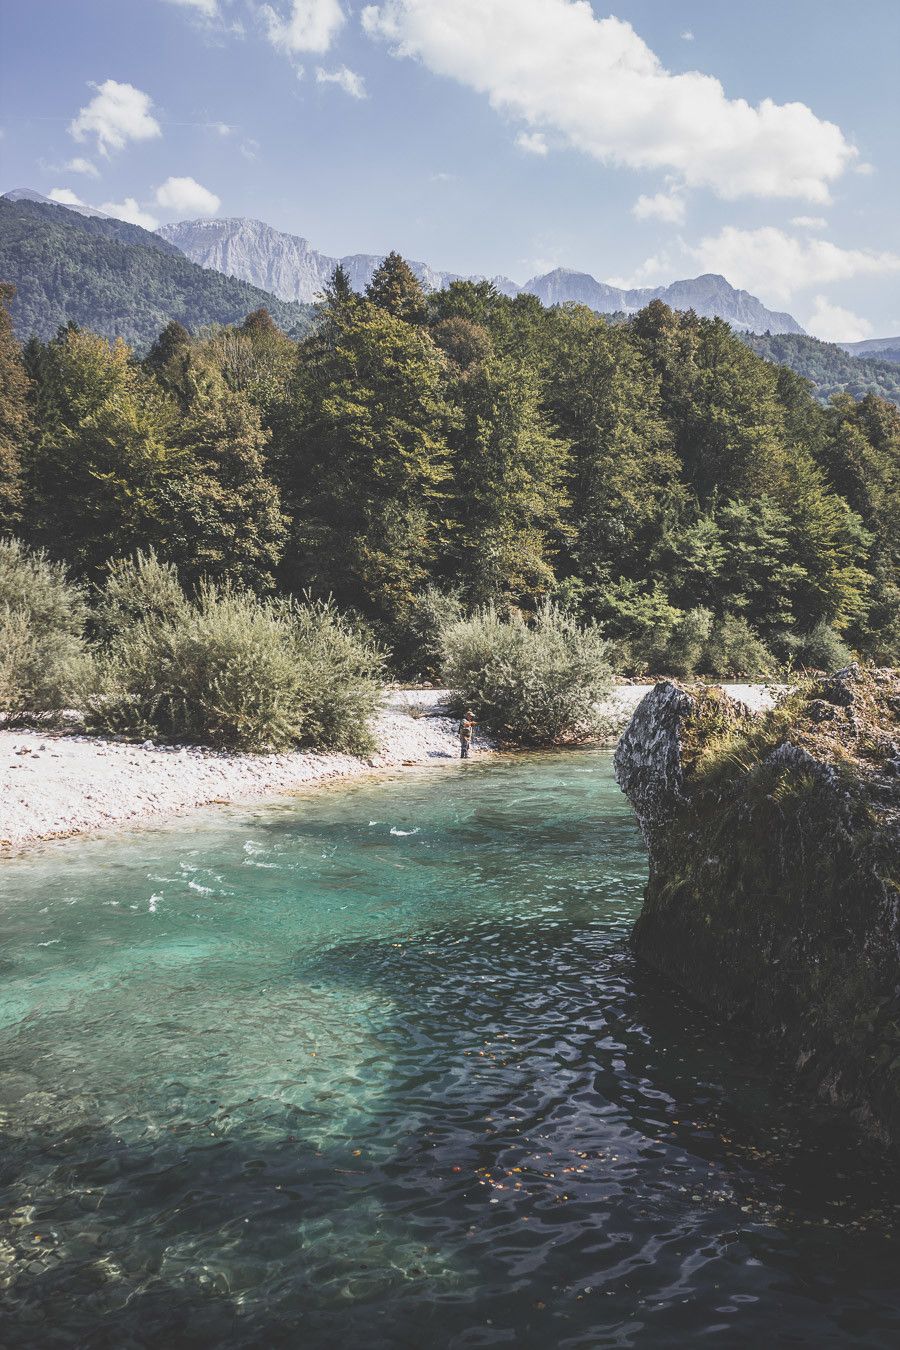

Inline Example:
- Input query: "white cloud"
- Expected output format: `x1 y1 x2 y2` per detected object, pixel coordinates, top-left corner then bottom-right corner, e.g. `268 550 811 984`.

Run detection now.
633 187 686 224
315 65 367 98
516 131 548 155
48 188 86 207
806 295 873 344
790 215 827 229
210 121 233 136
430 170 455 182
154 175 221 215
607 250 674 289
855 161 875 176
164 0 219 15
69 79 161 156
65 156 100 178
99 196 160 229
362 1 856 203
686 225 900 301
262 0 345 54
681 30 694 41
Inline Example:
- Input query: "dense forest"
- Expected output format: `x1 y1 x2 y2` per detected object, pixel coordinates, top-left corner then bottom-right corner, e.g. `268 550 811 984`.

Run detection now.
743 330 900 408
0 198 316 350
2 253 899 680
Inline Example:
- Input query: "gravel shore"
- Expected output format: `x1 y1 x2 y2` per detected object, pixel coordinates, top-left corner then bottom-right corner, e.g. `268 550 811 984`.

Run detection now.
0 683 775 850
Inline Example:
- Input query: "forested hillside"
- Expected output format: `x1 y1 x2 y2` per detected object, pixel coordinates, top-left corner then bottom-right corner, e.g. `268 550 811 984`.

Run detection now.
742 330 900 407
2 256 898 677
843 335 900 363
0 198 316 350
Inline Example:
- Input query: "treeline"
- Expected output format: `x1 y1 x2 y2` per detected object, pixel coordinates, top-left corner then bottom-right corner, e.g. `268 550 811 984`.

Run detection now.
2 255 899 680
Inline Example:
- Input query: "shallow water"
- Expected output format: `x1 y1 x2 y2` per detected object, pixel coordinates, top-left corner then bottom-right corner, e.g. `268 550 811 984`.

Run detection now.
0 751 897 1348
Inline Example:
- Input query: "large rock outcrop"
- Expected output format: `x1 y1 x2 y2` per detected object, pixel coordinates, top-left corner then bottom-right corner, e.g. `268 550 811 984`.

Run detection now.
615 668 900 1149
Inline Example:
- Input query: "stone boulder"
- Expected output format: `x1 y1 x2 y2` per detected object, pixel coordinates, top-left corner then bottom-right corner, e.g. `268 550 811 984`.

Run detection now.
614 668 900 1150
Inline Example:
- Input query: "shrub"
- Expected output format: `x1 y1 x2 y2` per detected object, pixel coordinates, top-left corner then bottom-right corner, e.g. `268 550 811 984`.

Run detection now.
389 585 463 680
0 537 92 717
658 606 713 677
700 614 776 677
93 549 188 643
784 621 854 673
441 603 612 745
90 586 383 753
90 586 304 749
282 596 384 754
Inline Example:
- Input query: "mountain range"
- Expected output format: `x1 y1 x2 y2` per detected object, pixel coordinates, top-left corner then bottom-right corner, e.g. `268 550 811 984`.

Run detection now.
158 215 805 336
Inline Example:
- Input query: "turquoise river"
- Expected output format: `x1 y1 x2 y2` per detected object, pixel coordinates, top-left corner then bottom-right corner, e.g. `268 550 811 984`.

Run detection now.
0 751 897 1347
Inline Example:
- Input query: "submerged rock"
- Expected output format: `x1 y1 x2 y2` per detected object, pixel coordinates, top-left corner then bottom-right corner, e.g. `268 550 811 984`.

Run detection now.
615 668 900 1150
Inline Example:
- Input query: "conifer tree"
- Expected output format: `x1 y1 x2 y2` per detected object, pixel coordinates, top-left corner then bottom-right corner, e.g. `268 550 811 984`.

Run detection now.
366 251 427 323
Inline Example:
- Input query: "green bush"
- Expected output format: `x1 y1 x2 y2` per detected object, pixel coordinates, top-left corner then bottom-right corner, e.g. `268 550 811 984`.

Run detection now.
93 549 188 643
283 596 384 754
784 621 854 673
389 585 463 680
0 537 92 717
657 607 713 676
701 614 775 677
441 603 612 745
594 579 681 674
90 585 383 752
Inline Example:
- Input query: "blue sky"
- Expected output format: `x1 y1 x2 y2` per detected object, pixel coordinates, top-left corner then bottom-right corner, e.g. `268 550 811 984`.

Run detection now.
1 0 898 338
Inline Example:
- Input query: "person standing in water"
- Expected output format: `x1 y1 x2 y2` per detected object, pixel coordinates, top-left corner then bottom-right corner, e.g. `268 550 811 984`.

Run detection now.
458 710 478 759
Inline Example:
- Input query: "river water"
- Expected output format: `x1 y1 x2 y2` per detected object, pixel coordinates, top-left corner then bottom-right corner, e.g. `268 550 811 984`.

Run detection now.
0 751 897 1347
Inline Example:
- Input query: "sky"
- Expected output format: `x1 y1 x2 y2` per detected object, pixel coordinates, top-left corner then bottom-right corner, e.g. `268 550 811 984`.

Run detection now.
1 0 898 340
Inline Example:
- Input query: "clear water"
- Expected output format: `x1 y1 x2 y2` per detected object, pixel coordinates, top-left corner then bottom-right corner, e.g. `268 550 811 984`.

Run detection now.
0 751 897 1348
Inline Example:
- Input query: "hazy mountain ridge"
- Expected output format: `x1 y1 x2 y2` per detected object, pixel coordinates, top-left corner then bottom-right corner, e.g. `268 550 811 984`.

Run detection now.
158 216 804 335
3 187 110 220
840 335 900 364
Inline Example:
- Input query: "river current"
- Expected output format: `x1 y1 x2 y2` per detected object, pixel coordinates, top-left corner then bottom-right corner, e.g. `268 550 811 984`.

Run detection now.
0 751 897 1347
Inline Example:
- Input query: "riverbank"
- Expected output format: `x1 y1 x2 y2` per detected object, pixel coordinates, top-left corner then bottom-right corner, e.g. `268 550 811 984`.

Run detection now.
0 683 776 851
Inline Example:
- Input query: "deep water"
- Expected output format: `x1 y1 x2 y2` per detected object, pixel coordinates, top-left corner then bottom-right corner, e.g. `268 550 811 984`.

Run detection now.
0 751 897 1348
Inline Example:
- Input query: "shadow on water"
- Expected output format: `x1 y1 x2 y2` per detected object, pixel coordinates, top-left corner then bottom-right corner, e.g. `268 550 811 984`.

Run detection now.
0 751 897 1347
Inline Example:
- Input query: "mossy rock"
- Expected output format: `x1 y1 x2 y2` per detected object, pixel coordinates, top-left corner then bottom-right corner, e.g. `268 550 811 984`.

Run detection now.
615 667 900 1151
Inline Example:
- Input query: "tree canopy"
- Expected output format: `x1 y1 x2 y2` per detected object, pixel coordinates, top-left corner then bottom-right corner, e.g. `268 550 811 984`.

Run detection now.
3 264 898 672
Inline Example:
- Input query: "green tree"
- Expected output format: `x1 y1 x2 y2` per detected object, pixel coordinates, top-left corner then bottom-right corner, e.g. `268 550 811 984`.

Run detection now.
633 303 791 500
0 283 29 530
195 310 297 417
447 349 569 605
161 371 288 593
276 290 452 623
25 328 178 575
366 252 427 323
542 305 684 611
